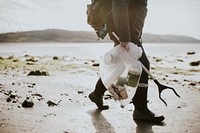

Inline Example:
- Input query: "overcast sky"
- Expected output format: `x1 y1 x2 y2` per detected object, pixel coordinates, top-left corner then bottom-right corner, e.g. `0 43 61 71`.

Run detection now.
0 0 200 39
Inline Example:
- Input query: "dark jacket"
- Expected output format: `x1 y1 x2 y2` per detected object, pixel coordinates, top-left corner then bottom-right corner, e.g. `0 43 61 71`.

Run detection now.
107 0 148 45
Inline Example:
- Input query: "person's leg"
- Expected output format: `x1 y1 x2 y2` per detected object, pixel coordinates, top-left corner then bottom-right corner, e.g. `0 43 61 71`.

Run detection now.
89 0 130 109
132 44 149 111
94 78 107 97
130 0 164 122
112 0 131 42
88 78 109 109
132 43 164 122
129 0 149 111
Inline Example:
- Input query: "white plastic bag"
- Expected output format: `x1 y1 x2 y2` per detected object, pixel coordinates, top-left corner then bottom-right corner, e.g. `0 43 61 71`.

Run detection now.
99 43 143 108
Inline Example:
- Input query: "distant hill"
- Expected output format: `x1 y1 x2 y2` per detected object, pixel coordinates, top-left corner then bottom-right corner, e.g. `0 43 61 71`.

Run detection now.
0 29 200 43
142 33 200 43
0 29 100 43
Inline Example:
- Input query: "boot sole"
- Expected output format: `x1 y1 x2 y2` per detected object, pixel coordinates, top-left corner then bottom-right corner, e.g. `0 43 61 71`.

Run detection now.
133 116 165 123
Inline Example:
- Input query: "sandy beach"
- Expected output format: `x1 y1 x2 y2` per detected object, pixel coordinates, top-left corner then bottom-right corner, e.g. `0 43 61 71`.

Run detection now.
0 43 200 133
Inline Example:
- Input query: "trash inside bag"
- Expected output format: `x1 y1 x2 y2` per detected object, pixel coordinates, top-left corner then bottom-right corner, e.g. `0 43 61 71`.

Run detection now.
100 43 143 108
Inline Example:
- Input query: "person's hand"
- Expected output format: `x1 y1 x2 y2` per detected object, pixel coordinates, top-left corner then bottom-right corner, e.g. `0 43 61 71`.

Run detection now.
120 42 129 51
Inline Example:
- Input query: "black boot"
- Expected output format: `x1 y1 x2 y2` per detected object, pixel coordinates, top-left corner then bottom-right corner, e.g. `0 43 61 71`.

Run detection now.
132 87 165 123
89 78 109 110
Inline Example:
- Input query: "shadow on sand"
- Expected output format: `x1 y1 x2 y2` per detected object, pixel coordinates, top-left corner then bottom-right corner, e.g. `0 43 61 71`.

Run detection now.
87 109 165 133
87 109 116 133
134 120 166 133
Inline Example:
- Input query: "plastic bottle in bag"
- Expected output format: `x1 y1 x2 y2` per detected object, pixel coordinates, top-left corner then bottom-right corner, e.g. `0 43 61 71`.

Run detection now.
100 45 127 88
119 60 142 108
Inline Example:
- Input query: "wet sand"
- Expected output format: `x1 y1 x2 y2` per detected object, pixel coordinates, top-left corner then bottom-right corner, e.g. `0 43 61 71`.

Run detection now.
0 43 199 133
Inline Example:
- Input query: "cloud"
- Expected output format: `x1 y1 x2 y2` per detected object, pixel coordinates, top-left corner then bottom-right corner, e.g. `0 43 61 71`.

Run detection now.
0 0 91 32
144 0 200 39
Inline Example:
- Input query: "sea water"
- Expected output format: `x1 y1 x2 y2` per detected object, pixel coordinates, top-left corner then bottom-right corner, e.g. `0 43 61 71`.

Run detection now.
0 42 199 57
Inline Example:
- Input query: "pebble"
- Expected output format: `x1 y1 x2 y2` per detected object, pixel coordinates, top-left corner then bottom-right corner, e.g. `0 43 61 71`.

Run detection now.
189 61 200 66
187 52 195 55
22 99 34 108
92 63 99 67
6 97 12 102
27 70 49 76
53 56 59 60
77 91 83 94
47 100 57 106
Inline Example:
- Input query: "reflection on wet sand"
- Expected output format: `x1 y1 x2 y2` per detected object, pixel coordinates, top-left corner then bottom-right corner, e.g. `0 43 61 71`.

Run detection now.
87 109 116 133
134 120 165 133
88 109 166 133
